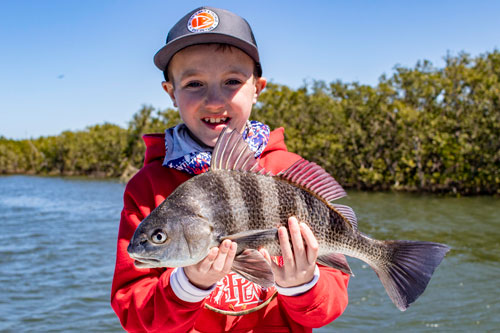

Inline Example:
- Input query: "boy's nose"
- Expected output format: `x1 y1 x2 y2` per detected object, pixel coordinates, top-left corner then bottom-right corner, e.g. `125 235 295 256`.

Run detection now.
204 86 225 110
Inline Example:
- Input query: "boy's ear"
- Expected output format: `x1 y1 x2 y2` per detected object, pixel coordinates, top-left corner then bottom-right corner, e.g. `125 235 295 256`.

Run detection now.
162 81 177 107
253 77 267 104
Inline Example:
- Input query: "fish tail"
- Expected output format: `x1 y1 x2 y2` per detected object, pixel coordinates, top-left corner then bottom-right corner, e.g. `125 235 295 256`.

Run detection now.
369 240 450 311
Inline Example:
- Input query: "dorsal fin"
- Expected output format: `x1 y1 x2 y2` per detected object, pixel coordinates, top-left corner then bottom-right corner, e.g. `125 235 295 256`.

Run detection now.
332 204 358 230
211 127 270 174
277 159 347 202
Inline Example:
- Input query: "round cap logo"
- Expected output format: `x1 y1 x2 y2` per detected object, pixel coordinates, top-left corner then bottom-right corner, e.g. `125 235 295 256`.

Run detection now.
187 9 219 32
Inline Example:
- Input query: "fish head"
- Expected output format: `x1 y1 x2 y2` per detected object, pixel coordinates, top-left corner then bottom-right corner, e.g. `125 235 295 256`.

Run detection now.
127 200 215 268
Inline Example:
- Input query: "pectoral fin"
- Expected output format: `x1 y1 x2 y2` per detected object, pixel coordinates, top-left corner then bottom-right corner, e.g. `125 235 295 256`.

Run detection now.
317 253 354 276
232 249 275 288
220 228 278 247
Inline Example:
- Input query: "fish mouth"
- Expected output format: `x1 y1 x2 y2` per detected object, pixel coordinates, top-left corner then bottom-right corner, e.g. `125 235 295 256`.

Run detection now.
133 258 162 268
129 254 162 268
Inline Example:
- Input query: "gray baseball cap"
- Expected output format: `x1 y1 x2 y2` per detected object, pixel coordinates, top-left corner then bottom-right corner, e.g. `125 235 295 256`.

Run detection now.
154 7 262 77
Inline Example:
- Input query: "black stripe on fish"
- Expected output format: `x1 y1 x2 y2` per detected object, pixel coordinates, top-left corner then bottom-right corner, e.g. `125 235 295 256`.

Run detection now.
329 206 348 232
275 178 296 222
235 172 266 231
299 188 326 224
203 172 238 234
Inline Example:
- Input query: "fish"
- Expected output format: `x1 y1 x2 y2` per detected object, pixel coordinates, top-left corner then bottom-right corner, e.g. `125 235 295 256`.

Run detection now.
127 127 450 311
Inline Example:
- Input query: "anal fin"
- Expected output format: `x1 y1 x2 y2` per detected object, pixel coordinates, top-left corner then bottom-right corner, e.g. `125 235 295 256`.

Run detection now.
232 249 275 288
317 253 353 276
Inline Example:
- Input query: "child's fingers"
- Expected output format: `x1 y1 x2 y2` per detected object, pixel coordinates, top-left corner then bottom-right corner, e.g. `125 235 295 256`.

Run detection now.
203 247 219 270
300 223 319 265
221 241 237 273
211 239 232 272
278 226 294 269
259 248 282 274
259 248 272 264
288 217 306 266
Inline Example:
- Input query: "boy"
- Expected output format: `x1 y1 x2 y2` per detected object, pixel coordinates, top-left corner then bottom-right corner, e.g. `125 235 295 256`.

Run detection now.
111 7 349 332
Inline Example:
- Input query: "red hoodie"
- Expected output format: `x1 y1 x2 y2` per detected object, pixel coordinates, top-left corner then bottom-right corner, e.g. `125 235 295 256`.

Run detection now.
111 128 349 332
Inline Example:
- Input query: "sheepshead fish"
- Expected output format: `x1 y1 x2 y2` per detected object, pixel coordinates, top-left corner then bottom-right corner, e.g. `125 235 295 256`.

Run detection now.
128 128 450 311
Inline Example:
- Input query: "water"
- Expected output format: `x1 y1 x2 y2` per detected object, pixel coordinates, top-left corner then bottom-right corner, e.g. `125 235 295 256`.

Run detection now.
0 176 124 332
0 176 498 332
323 192 500 332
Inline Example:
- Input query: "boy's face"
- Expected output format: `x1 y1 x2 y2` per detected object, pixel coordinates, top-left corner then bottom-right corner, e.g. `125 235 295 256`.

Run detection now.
162 44 266 147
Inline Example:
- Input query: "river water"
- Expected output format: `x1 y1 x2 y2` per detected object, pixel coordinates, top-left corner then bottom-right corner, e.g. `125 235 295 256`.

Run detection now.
0 175 498 332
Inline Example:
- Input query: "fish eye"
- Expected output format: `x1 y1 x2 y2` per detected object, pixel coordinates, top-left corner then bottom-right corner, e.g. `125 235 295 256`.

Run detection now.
151 229 168 244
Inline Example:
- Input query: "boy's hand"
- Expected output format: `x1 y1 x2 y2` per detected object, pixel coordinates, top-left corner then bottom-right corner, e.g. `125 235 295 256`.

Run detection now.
183 239 237 290
260 216 319 288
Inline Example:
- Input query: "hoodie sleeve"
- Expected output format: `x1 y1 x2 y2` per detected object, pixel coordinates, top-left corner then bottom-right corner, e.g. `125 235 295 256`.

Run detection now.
110 166 203 332
277 265 350 328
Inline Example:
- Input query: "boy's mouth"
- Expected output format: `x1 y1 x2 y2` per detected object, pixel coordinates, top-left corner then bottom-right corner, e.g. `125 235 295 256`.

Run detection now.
202 117 230 124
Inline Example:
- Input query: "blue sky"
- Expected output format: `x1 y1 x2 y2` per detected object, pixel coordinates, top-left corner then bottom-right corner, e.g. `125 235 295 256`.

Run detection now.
1 0 499 139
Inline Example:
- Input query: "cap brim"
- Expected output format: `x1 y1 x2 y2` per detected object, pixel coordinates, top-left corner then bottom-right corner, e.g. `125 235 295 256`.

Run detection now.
153 33 261 73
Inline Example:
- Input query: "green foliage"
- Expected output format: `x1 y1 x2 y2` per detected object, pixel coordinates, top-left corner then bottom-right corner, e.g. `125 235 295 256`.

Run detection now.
0 107 180 178
124 105 181 168
253 51 500 194
0 124 128 177
0 51 498 194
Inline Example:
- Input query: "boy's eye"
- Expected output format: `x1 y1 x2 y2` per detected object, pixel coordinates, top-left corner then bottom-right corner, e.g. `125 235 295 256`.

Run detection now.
185 81 203 88
226 79 242 86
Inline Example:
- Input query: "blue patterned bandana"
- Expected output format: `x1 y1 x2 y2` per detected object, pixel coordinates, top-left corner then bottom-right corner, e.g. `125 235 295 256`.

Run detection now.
163 120 270 175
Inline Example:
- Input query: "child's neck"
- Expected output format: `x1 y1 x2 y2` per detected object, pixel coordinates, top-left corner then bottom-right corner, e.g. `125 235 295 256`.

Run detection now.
185 126 213 150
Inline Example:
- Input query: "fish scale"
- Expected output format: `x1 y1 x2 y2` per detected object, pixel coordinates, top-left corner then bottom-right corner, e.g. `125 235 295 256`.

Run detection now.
128 127 450 312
